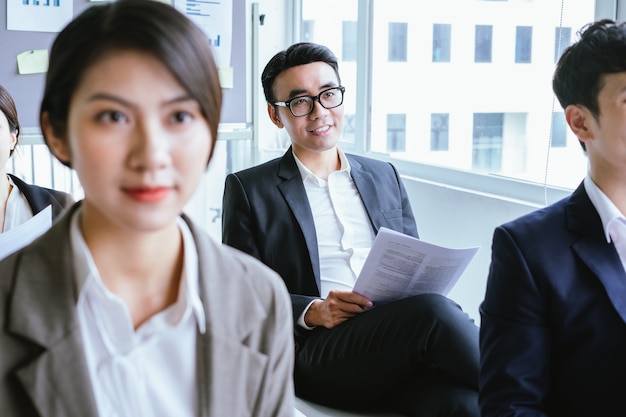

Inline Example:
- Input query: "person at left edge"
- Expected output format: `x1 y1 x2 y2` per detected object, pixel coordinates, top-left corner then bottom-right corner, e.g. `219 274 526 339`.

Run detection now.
0 83 73 234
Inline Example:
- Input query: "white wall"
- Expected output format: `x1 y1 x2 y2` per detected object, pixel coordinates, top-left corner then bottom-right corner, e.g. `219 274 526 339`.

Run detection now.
401 176 543 323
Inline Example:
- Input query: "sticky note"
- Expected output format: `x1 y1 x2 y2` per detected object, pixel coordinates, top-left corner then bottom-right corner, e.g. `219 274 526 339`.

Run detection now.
218 67 234 89
17 50 48 75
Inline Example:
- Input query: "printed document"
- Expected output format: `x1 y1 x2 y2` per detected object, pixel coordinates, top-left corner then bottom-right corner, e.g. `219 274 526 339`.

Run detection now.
353 227 479 305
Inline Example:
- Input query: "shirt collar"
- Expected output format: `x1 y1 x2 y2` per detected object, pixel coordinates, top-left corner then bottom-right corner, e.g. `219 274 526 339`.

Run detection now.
292 147 351 185
70 208 206 333
584 174 626 243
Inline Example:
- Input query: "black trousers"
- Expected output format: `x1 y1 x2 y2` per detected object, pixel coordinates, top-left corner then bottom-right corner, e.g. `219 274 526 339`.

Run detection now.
294 294 479 417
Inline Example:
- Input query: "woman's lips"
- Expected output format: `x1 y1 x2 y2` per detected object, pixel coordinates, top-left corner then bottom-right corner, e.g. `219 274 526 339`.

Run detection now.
124 186 171 203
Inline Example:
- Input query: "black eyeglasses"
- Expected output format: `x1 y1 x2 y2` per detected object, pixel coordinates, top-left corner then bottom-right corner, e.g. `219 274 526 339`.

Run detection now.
273 86 345 117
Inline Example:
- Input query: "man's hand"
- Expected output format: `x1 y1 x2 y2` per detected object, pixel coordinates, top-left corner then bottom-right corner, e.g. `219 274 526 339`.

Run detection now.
304 290 373 328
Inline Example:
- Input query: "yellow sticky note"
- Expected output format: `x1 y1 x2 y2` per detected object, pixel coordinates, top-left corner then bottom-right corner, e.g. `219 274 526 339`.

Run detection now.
218 67 234 89
17 50 48 75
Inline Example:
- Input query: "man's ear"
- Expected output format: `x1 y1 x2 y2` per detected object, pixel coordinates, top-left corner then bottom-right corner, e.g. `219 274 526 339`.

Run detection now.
565 104 594 143
268 103 284 128
41 112 71 165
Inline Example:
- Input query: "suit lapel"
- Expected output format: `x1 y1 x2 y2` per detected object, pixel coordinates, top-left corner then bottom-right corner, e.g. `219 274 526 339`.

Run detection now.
190 219 268 416
14 335 98 417
8 205 99 417
348 156 382 232
276 150 321 290
9 173 55 215
568 184 626 323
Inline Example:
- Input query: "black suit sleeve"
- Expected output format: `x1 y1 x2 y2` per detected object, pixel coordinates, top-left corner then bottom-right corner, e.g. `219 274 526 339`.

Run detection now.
222 173 262 259
222 172 321 327
479 225 551 417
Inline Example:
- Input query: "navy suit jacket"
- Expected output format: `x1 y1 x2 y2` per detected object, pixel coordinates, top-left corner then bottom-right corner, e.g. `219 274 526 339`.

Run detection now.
222 148 418 331
9 173 73 219
479 182 626 417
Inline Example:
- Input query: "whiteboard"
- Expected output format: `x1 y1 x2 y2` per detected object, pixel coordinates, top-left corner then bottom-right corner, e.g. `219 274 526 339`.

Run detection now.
0 0 248 129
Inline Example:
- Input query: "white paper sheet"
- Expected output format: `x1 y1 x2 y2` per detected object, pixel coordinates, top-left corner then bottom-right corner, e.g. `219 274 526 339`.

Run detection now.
7 0 73 33
173 0 233 68
353 227 479 305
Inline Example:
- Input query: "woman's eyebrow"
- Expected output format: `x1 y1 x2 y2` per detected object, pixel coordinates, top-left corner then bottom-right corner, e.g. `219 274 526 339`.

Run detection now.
86 92 195 107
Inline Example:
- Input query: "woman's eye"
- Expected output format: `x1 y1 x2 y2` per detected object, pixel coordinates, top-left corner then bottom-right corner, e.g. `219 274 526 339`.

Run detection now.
97 110 127 123
169 111 193 124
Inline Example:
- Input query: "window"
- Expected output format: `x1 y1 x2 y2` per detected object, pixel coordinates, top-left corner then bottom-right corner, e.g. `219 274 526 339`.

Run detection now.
386 114 406 152
430 113 449 151
301 20 314 42
515 26 532 63
342 21 358 61
551 112 567 147
433 24 451 62
343 114 356 144
388 22 407 62
296 0 599 193
475 25 493 63
473 113 503 172
554 27 572 62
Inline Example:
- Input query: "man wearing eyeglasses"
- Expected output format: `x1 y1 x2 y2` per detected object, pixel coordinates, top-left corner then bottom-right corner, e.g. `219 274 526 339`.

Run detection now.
222 42 479 417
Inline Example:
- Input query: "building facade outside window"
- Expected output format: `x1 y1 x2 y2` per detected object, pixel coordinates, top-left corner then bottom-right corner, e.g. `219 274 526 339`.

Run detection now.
433 23 452 63
342 21 358 62
515 26 532 63
298 0 597 191
301 20 315 42
472 113 503 172
388 22 408 62
386 113 406 152
474 25 493 63
430 113 449 151
550 112 568 148
554 26 572 62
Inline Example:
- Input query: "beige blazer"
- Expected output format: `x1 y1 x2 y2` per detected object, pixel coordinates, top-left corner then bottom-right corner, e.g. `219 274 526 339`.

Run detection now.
0 203 295 417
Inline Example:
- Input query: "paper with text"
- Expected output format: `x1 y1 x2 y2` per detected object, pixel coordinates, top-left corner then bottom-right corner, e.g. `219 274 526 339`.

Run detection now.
0 205 52 261
353 227 479 304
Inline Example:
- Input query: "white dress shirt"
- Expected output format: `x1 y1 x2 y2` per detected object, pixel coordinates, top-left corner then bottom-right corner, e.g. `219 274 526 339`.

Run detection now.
584 175 626 272
3 175 35 232
294 149 376 328
71 209 206 417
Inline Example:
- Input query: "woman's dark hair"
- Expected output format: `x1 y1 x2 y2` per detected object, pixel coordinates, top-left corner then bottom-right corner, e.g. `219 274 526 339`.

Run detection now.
261 42 341 104
40 0 222 167
0 84 20 157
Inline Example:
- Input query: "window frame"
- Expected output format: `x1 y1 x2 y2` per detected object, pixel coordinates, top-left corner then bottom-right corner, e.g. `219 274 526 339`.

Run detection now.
294 0 621 207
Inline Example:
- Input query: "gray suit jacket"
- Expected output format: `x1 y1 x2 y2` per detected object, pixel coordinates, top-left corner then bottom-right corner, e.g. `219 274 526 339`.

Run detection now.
0 203 295 417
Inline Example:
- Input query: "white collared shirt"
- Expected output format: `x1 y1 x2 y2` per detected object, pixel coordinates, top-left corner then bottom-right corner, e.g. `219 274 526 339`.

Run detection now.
71 209 206 417
584 175 626 272
293 149 375 328
3 175 35 232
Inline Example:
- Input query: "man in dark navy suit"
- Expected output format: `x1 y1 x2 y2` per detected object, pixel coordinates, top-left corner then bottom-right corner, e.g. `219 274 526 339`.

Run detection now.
222 42 479 417
480 20 626 417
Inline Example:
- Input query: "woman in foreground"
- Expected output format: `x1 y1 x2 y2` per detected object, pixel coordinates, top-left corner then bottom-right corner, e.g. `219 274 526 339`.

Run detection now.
0 1 294 416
